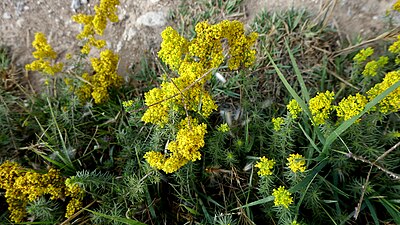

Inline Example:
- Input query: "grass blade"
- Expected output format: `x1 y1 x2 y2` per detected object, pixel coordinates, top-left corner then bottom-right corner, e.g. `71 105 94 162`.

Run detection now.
232 196 274 210
285 39 310 102
266 51 325 144
86 209 146 225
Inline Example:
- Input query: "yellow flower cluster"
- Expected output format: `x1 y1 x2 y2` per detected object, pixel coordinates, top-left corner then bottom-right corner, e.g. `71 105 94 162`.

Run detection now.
78 49 123 103
142 62 217 126
65 178 84 218
255 156 276 176
335 93 368 121
143 20 257 127
157 27 189 71
144 117 207 173
0 161 83 223
287 99 302 119
353 47 374 64
72 0 119 54
272 186 293 208
394 0 400 11
286 153 306 173
309 91 335 125
362 56 389 77
217 123 230 132
389 35 400 64
25 32 63 75
272 117 284 131
142 21 257 173
366 70 400 113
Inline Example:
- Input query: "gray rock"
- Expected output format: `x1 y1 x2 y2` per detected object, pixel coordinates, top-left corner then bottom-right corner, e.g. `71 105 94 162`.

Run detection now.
136 11 166 27
71 0 80 12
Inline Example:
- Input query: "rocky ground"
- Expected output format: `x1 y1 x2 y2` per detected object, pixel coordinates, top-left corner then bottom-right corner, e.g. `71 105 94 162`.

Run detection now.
0 0 398 76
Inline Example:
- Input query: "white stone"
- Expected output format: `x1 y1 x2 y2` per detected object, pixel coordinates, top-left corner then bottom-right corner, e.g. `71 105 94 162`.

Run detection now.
2 12 11 20
136 11 166 27
16 18 24 27
123 26 138 42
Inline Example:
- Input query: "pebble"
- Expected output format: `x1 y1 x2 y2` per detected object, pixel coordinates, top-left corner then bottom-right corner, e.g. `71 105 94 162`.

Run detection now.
2 12 12 19
136 11 166 27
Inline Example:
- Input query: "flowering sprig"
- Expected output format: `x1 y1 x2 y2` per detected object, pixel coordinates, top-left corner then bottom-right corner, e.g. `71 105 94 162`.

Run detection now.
335 93 368 121
309 90 335 125
77 49 123 104
272 186 293 208
287 99 302 119
272 117 285 131
0 161 83 223
366 70 400 113
72 0 119 54
255 156 276 176
286 153 306 173
142 20 258 173
25 32 63 75
353 47 374 64
144 117 207 173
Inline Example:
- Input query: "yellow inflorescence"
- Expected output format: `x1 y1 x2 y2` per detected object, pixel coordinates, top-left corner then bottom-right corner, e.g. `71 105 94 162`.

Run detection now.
362 56 389 77
272 117 284 131
353 47 374 64
158 27 189 71
335 93 368 121
217 123 230 132
286 153 306 173
0 161 83 223
72 0 119 54
366 70 400 113
142 20 257 173
309 91 335 125
287 99 302 119
143 20 257 127
25 32 63 75
394 0 400 11
255 156 276 176
144 117 207 173
272 186 293 208
78 49 123 104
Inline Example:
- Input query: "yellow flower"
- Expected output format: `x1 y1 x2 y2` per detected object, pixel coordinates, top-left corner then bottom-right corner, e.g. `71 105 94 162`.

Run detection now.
255 156 276 176
217 123 230 132
167 117 207 161
0 161 83 223
362 56 389 77
142 20 258 173
272 186 293 208
353 47 374 63
78 49 122 104
287 153 306 173
309 91 335 125
144 117 207 173
335 93 368 121
393 1 400 12
25 32 63 75
72 0 119 54
158 26 189 71
287 99 302 119
272 117 284 131
389 35 400 54
366 70 400 113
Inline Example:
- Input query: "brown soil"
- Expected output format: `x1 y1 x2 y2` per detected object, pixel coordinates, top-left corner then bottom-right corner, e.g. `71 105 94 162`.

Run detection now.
0 0 398 76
